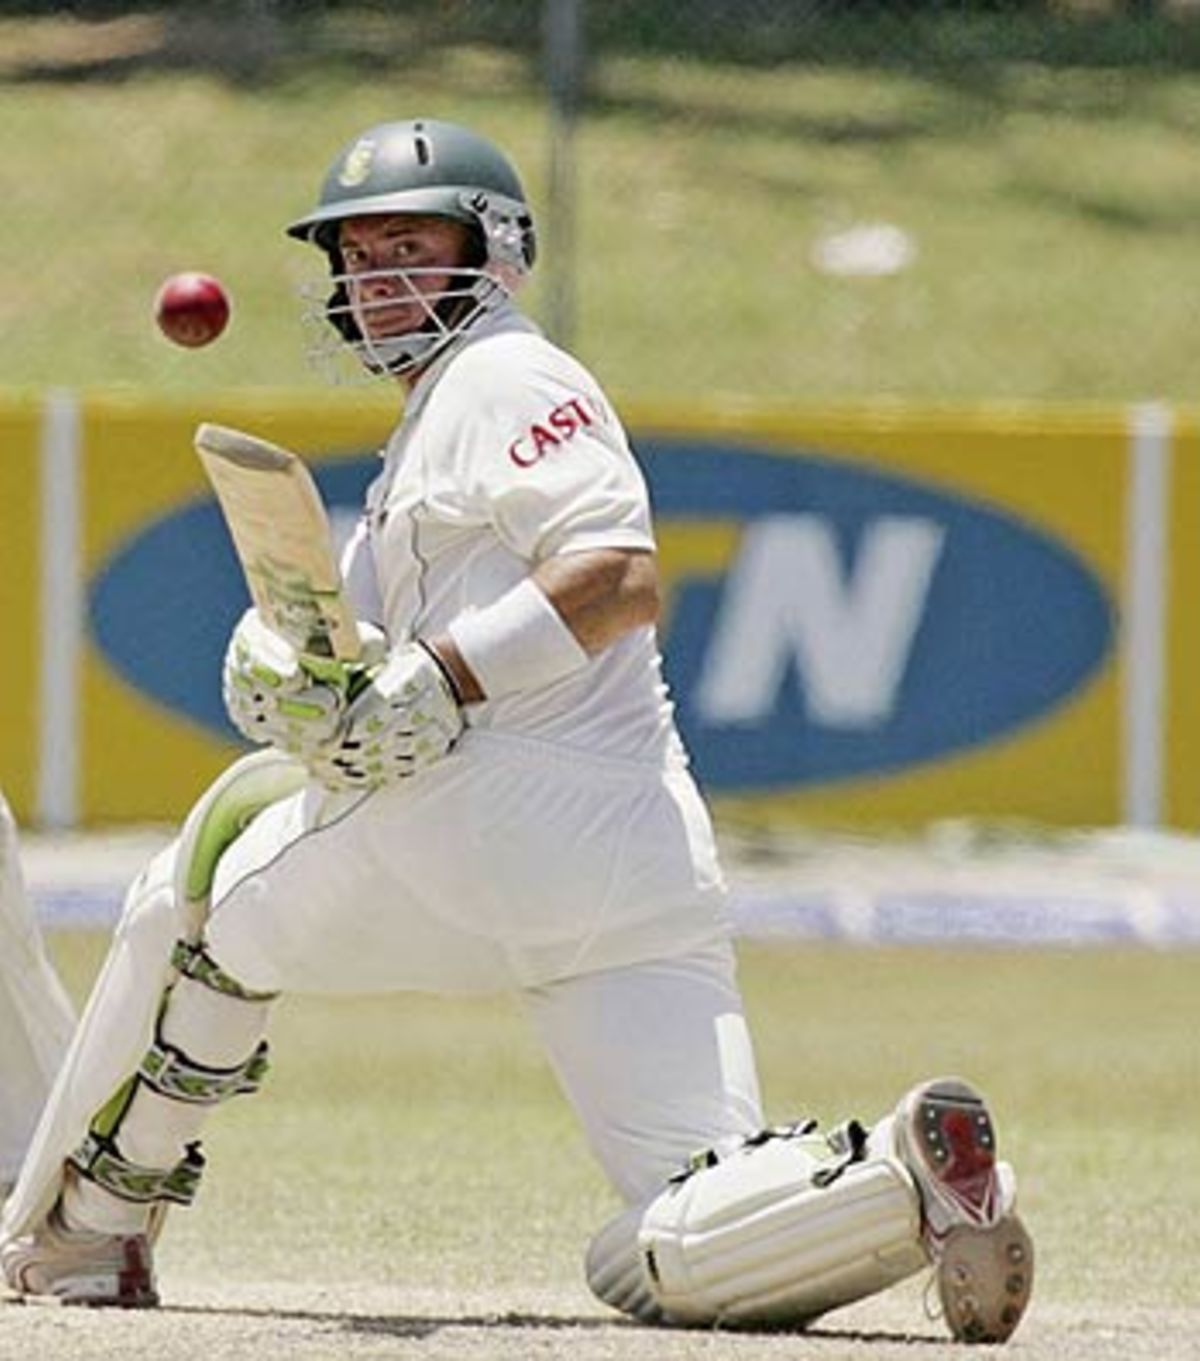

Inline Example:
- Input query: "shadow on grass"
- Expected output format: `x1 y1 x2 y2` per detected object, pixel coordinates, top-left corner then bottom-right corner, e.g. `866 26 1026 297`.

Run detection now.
162 1301 622 1338
7 8 1200 88
162 1298 945 1346
5 8 1198 175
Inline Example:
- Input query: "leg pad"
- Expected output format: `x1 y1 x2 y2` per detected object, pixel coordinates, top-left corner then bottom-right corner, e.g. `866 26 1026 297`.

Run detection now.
588 1128 927 1328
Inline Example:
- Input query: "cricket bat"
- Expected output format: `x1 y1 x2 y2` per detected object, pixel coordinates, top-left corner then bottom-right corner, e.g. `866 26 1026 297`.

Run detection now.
194 423 361 664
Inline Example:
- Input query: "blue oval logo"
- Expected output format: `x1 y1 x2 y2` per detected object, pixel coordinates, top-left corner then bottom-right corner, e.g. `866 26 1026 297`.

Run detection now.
89 439 1114 792
89 455 378 740
638 440 1113 789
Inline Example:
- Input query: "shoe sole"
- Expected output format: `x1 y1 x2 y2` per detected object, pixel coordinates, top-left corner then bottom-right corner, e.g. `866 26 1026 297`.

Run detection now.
898 1078 1034 1343
7 1284 160 1308
6 1269 159 1309
905 1078 1000 1228
937 1215 1034 1344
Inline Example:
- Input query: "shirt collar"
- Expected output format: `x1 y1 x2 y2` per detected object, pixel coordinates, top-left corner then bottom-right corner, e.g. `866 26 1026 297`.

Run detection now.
403 297 540 419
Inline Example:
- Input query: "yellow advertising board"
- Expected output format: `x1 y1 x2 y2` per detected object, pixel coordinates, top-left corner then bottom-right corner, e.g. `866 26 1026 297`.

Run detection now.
624 402 1128 830
77 391 399 823
7 389 1188 832
0 395 43 818
1166 410 1200 829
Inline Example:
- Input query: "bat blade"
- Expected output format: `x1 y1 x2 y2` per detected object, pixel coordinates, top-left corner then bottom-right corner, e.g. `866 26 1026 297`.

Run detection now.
194 422 361 662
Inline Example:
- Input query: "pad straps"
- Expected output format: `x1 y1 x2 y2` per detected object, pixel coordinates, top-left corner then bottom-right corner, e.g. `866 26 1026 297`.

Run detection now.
669 1117 869 1190
140 1038 270 1105
69 1136 205 1207
171 940 279 1002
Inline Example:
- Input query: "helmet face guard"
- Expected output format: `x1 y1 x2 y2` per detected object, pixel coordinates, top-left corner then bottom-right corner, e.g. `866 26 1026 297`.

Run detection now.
287 121 537 379
302 261 507 380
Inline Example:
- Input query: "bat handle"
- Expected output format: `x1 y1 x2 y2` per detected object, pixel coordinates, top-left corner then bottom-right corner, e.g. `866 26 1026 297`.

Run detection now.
299 654 367 690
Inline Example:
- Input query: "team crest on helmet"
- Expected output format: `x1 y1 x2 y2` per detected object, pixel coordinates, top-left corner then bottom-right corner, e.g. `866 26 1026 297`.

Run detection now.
338 139 376 188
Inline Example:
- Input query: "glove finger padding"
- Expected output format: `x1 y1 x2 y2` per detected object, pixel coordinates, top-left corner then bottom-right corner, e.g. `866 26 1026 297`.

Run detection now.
306 642 464 792
223 609 385 760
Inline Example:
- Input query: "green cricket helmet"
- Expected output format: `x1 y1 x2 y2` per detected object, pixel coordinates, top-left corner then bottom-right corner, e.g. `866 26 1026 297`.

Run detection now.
288 119 537 379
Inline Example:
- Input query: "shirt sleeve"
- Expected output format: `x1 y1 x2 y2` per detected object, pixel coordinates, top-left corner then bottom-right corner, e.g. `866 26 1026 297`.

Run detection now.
447 350 656 563
339 512 384 625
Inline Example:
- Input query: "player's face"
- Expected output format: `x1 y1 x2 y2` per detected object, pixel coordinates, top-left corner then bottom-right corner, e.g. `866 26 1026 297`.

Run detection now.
337 214 473 340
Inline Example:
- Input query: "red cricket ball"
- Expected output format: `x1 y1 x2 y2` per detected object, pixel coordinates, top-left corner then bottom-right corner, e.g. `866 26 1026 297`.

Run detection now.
153 272 231 348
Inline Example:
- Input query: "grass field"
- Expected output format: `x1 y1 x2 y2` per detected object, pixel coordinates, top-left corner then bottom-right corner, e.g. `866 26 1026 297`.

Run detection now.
5 11 1200 403
2 929 1194 1359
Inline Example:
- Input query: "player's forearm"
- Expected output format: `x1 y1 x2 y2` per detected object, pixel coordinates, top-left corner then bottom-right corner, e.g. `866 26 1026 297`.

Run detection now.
426 548 659 703
532 548 659 653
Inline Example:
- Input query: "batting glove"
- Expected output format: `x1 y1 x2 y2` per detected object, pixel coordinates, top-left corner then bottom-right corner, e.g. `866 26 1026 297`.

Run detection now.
306 642 464 792
222 608 384 760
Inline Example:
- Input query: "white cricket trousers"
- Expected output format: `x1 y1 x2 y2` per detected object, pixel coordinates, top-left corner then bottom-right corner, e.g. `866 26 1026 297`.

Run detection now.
202 730 765 1201
0 793 76 1183
524 943 763 1202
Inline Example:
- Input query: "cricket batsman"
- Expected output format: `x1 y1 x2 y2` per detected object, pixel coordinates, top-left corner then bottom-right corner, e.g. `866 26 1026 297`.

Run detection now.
2 119 1032 1341
0 790 76 1202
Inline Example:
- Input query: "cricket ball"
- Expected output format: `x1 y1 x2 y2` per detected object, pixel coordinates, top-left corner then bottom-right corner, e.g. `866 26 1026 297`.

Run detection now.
154 272 231 348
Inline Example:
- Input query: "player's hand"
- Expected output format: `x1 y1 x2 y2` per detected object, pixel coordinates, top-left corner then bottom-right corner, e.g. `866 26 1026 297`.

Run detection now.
222 608 383 759
306 642 465 792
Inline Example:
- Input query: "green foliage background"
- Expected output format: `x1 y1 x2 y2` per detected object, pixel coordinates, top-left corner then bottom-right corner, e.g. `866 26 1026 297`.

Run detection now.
4 6 1200 403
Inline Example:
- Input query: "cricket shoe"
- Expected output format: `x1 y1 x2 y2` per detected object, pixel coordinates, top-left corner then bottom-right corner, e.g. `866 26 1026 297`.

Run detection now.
1 1202 158 1307
893 1077 1033 1344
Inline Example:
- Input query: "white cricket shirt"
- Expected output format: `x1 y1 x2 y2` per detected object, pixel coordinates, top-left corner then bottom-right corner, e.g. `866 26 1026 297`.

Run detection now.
341 302 687 766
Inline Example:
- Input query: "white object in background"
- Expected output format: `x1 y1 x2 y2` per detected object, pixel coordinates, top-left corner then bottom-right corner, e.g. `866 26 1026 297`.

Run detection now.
37 389 82 832
810 223 916 277
1123 401 1172 829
